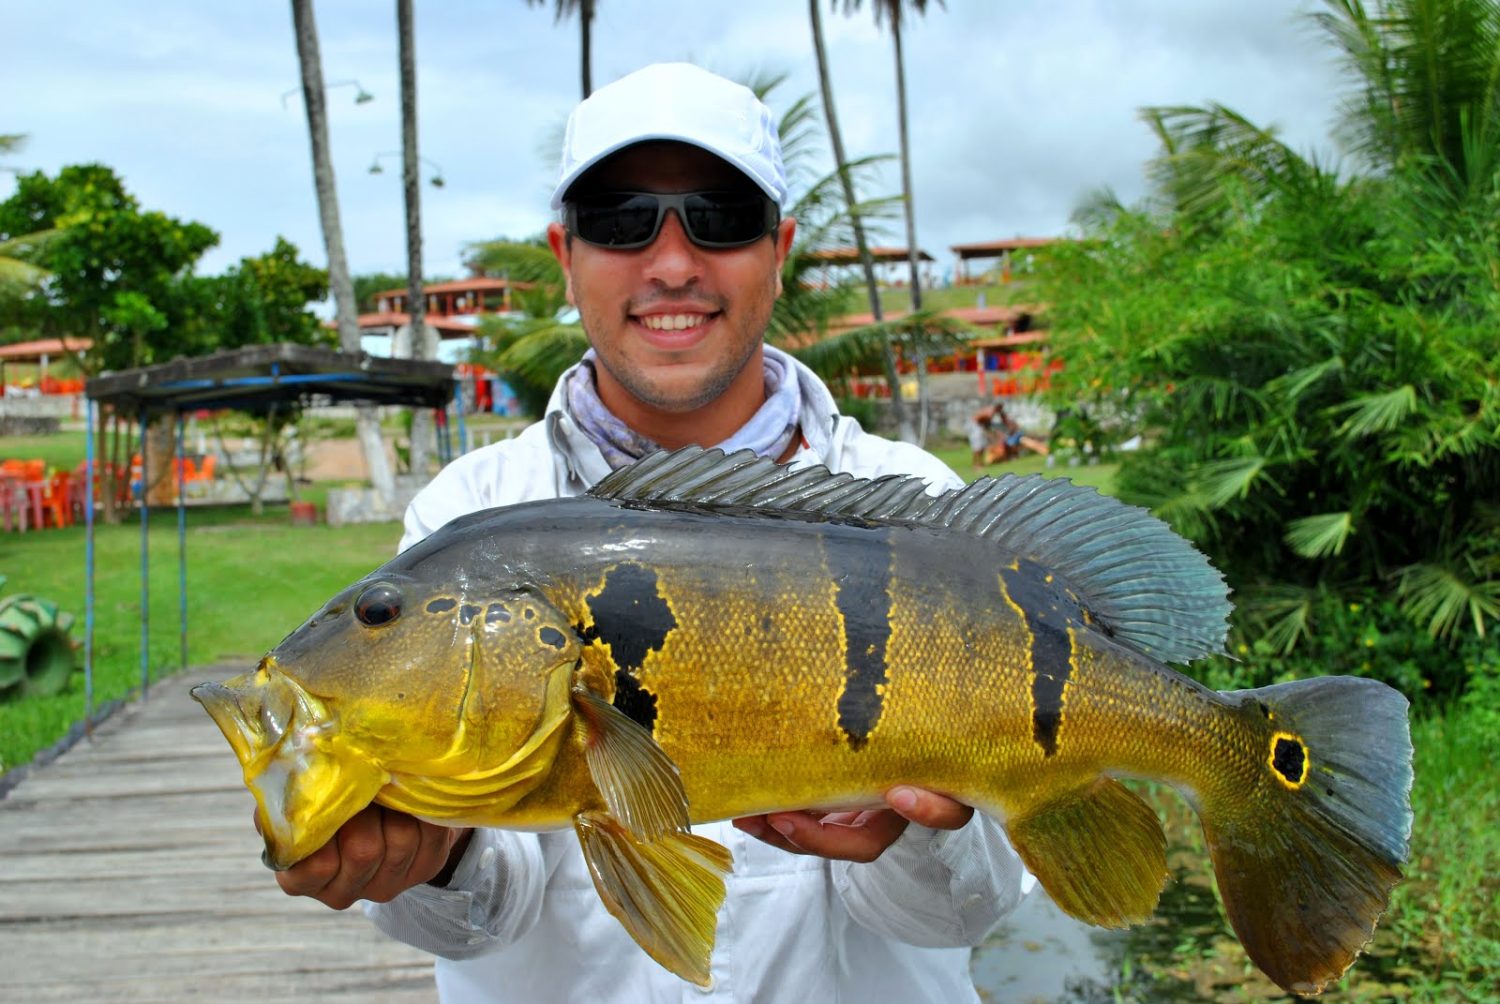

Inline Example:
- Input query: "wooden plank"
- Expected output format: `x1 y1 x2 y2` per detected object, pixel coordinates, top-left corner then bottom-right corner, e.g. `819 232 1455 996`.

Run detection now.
0 669 437 1002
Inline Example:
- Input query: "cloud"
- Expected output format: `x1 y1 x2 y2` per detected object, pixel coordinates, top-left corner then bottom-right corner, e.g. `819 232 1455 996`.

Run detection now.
2 0 1346 282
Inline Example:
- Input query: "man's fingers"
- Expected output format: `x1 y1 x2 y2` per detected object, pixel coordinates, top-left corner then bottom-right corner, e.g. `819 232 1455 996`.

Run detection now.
274 836 340 898
326 807 388 908
366 808 424 895
734 791 973 863
763 809 910 863
732 814 807 855
885 786 974 830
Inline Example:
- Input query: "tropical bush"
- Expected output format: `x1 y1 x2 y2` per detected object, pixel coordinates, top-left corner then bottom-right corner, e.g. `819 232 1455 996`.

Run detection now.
1033 0 1500 700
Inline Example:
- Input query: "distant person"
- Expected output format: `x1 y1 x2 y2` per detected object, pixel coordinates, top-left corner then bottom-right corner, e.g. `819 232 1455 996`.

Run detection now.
969 404 998 470
990 404 1050 462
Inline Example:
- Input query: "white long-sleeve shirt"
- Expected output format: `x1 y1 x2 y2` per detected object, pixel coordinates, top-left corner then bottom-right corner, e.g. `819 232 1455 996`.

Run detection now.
368 350 1029 1003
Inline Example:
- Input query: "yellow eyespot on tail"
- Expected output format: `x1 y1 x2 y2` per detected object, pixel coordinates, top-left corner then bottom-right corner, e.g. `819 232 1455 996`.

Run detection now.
1268 731 1309 790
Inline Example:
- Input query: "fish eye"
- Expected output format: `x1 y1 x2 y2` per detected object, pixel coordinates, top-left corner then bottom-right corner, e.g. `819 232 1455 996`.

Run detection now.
354 584 403 627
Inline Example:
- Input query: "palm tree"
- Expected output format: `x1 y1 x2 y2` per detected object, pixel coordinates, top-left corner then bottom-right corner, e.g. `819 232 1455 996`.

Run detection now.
289 0 396 507
0 134 56 299
808 0 914 442
839 0 943 440
397 0 435 478
1037 0 1500 645
1315 0 1500 199
527 0 596 98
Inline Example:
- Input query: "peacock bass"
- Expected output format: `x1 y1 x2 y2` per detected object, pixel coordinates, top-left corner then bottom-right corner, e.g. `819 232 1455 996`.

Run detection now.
192 447 1412 996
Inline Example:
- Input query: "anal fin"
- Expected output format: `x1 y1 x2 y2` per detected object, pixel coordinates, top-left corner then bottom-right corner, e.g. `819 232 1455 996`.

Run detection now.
574 810 733 987
1008 776 1167 928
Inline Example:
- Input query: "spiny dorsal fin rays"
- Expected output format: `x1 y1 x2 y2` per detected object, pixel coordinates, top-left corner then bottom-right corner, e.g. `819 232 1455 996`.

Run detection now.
589 447 1231 665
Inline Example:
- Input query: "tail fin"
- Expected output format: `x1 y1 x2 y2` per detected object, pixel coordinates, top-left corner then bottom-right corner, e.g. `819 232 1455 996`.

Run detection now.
1202 676 1413 996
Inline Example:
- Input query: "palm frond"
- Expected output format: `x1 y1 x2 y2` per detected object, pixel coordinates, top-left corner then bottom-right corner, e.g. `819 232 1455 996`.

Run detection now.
489 319 589 392
1264 354 1346 402
1285 511 1355 558
1142 103 1322 224
1069 186 1128 232
1243 585 1317 656
1397 559 1500 639
1314 0 1500 189
463 239 564 286
1331 383 1417 438
1196 454 1275 508
0 256 49 294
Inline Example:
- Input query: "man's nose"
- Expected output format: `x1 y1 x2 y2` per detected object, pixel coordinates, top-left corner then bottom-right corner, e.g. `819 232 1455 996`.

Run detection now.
641 209 703 286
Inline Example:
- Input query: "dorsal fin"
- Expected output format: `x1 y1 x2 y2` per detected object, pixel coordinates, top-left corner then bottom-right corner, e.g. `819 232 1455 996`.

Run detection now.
589 447 1231 664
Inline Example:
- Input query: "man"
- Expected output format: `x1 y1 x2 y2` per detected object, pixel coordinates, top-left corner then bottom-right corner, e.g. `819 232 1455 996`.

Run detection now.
970 405 998 470
274 63 1028 1002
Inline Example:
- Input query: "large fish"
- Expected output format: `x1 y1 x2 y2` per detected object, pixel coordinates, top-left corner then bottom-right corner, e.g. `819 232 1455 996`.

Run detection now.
193 447 1411 995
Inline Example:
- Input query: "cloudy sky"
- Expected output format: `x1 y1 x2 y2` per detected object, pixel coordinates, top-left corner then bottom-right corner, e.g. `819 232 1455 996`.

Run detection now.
4 0 1351 285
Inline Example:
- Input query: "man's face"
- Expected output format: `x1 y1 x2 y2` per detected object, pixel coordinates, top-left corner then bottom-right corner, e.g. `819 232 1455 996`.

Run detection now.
548 142 796 415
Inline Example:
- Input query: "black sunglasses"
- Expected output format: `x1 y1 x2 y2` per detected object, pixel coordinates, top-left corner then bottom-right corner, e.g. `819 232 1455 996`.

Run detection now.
564 190 780 250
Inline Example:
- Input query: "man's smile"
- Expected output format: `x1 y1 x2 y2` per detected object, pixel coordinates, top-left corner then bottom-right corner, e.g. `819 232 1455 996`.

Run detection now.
639 313 710 331
630 306 723 350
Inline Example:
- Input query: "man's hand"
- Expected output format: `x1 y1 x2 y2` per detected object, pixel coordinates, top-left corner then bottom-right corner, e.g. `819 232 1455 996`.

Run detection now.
731 786 973 863
261 805 472 910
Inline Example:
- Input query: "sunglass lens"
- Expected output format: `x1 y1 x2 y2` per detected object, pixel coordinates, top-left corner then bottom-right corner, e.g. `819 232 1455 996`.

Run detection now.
573 194 660 247
685 193 770 246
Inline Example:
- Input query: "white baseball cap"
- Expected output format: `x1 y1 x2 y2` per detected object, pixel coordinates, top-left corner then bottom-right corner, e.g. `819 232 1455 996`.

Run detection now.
550 62 789 210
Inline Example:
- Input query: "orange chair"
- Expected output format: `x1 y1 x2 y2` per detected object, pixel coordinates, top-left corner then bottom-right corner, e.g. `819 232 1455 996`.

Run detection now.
42 471 72 528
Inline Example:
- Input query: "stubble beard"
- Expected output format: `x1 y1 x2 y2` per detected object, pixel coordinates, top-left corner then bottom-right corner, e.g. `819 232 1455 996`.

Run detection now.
580 277 776 415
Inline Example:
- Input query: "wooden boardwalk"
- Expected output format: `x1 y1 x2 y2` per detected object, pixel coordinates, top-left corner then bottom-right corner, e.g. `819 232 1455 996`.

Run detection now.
0 666 438 1004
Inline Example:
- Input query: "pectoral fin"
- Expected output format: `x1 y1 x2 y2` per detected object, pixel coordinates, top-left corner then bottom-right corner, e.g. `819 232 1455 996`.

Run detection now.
571 685 689 840
574 810 732 987
1008 776 1168 928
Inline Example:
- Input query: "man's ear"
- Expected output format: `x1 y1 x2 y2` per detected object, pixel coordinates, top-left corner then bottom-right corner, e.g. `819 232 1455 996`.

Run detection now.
773 217 796 297
546 221 577 305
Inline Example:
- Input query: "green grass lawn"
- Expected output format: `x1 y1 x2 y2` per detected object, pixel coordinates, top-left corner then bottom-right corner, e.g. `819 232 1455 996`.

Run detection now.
927 442 1119 494
0 504 401 773
2 429 90 472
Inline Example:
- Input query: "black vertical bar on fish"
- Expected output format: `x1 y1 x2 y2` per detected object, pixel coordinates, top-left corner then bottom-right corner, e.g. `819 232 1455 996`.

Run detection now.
999 561 1076 757
826 524 893 750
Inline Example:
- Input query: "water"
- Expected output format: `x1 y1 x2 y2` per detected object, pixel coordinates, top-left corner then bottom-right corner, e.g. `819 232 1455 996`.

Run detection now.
970 888 1126 1003
970 861 1422 1002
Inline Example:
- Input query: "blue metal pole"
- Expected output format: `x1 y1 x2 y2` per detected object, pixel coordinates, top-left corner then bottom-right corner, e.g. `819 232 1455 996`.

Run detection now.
138 408 150 696
84 398 96 731
176 410 188 671
452 378 468 456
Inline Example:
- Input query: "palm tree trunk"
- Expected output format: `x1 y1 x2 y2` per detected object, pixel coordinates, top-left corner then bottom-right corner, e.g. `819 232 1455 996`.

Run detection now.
891 15 930 444
809 0 914 442
291 0 396 509
398 0 434 480
579 0 594 98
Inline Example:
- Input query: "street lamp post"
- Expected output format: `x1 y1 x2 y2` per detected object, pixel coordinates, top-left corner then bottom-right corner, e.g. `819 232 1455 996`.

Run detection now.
280 78 374 109
369 151 445 188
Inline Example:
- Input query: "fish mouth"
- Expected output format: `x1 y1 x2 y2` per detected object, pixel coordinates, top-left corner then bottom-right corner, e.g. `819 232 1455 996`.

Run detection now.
191 659 388 870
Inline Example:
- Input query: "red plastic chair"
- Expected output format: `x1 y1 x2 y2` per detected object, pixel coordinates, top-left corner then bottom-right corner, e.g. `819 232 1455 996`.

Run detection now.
42 471 72 528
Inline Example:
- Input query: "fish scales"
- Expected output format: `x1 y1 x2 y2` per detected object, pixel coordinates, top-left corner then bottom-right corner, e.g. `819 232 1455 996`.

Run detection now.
193 447 1413 997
